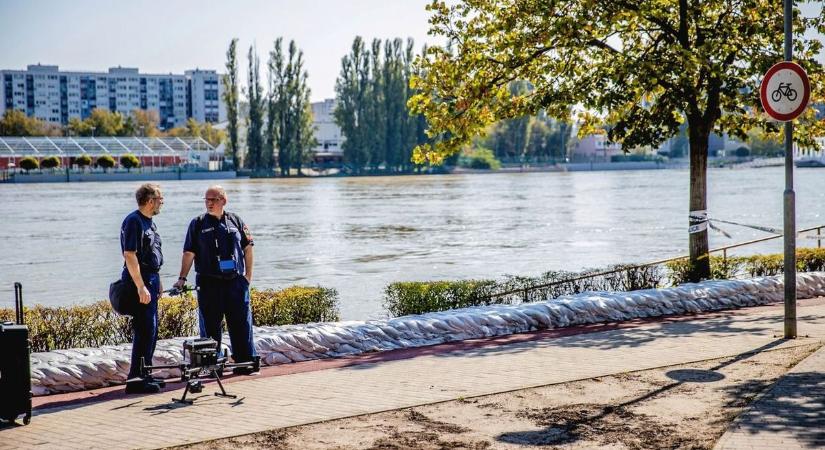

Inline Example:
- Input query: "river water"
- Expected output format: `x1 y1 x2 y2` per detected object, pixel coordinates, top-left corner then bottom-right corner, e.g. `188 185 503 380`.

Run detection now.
1 166 823 320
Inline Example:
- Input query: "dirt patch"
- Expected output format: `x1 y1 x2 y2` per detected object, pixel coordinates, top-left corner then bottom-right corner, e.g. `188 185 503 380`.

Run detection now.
178 343 819 450
168 429 294 450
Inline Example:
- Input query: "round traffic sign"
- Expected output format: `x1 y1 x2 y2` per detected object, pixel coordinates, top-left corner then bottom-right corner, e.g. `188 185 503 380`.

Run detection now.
760 61 810 122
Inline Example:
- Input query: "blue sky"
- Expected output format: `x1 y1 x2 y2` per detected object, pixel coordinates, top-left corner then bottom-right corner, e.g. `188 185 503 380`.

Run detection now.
0 0 438 102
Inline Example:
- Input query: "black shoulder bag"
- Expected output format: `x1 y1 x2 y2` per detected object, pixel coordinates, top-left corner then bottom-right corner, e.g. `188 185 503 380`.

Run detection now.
109 219 145 316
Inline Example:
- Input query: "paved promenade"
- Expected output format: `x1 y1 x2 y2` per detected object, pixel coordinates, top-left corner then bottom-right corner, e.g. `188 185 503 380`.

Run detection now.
715 337 825 449
2 299 825 450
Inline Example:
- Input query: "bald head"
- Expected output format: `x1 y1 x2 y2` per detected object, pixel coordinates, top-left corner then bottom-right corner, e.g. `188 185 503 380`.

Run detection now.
204 185 227 217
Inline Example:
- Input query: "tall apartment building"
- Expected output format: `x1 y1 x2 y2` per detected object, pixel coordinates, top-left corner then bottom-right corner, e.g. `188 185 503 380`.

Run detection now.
0 64 225 129
186 69 224 124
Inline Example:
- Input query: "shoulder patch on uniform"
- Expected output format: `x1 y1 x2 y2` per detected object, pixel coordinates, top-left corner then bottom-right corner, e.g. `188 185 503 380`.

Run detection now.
243 224 252 241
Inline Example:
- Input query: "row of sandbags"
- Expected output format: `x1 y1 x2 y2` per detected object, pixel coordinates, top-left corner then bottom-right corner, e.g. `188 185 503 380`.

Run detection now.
30 272 825 395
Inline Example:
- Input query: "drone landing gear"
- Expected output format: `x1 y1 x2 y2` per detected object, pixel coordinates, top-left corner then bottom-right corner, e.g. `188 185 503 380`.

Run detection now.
173 368 237 405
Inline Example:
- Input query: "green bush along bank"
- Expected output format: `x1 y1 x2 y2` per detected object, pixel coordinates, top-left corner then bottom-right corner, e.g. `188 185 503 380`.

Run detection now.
386 249 825 318
384 264 664 317
666 248 825 284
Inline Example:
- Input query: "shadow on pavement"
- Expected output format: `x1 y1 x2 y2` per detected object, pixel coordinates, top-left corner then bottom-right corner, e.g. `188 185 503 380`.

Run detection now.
723 371 825 446
496 339 787 447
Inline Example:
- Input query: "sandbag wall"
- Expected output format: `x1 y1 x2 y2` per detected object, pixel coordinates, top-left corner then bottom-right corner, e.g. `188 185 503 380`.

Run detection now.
30 272 825 395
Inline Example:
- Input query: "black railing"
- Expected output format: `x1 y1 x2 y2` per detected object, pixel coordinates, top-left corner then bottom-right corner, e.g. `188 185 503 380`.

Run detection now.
485 224 825 302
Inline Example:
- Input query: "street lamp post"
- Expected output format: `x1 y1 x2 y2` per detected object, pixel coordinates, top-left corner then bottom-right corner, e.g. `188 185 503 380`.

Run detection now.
782 0 797 339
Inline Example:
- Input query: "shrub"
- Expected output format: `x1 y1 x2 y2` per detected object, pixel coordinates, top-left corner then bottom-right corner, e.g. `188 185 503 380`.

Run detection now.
386 249 825 318
384 280 502 317
459 148 501 170
797 248 825 272
157 295 199 339
735 146 750 157
666 248 825 284
740 254 784 277
120 154 140 169
251 286 340 326
97 155 115 169
466 264 665 305
75 155 92 167
40 156 61 169
0 285 340 352
666 255 749 285
19 156 39 172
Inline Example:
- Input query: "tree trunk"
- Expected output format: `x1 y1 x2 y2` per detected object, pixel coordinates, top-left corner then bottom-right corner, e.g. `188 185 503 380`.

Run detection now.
688 123 711 281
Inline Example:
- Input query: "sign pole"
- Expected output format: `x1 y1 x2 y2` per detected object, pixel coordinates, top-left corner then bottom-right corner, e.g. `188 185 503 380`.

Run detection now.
783 0 797 339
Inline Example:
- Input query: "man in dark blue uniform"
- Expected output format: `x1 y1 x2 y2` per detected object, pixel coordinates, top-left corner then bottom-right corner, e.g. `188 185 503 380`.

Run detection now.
121 183 165 394
173 185 258 374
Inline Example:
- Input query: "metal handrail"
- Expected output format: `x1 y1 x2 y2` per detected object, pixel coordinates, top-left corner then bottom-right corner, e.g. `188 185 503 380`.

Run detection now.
485 224 825 300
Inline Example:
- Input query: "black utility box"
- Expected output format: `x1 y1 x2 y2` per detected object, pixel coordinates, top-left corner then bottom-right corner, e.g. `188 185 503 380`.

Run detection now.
0 282 32 425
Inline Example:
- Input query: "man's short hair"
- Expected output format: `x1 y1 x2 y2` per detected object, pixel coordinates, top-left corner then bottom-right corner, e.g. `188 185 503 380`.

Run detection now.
207 185 227 200
136 183 162 206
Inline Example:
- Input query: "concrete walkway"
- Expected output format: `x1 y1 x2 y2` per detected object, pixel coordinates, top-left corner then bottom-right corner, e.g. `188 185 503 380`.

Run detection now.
2 299 825 450
715 341 825 449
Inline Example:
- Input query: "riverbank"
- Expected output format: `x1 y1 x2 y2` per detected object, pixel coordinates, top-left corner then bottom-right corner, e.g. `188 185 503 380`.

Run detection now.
1 157 784 183
1 169 238 183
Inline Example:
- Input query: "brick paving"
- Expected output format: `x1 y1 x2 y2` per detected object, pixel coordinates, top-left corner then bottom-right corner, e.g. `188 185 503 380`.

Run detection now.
715 342 825 450
1 300 824 450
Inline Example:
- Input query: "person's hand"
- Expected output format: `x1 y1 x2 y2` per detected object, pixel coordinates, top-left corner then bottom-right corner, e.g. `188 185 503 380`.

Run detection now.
244 274 252 285
173 278 185 290
138 285 151 305
158 279 164 296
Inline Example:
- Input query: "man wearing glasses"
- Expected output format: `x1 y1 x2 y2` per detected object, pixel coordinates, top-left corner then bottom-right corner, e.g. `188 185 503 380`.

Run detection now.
121 183 165 394
173 185 258 375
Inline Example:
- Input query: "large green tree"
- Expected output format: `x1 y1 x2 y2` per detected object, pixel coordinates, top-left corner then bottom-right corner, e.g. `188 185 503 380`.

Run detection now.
164 118 226 147
223 38 241 170
410 0 825 281
335 37 372 173
246 45 265 171
67 108 126 136
335 37 431 173
268 38 316 175
0 110 59 136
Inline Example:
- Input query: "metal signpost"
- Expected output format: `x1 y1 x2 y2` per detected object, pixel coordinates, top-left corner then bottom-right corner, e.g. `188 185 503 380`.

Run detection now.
758 0 811 339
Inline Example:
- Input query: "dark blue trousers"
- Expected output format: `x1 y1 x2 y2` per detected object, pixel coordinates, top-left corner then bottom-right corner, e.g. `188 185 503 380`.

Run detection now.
126 272 160 380
196 275 256 362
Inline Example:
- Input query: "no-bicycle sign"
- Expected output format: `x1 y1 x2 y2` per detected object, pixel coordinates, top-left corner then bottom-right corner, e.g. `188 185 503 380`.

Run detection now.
760 61 810 122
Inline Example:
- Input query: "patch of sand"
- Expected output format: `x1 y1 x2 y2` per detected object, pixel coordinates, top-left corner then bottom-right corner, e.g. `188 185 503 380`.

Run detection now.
174 343 820 450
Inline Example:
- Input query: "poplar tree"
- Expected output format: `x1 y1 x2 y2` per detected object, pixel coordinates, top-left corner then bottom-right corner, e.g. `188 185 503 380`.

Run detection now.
222 38 240 170
335 37 433 173
335 37 371 174
367 39 385 170
268 38 315 175
246 45 264 171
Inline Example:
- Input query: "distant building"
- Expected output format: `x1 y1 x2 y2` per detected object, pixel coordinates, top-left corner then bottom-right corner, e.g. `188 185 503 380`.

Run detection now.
0 64 226 130
570 133 622 162
0 136 220 170
310 98 343 163
185 69 223 124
